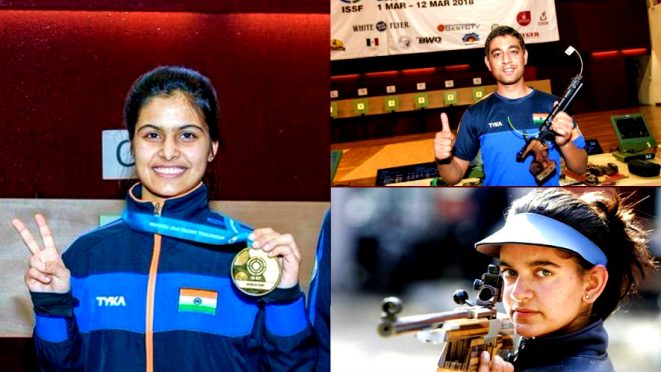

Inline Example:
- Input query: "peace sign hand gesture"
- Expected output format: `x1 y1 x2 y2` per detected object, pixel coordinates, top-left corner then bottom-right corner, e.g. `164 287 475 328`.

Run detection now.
12 214 71 294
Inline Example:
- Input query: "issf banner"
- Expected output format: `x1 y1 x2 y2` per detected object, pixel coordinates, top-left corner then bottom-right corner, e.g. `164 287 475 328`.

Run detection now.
331 0 559 60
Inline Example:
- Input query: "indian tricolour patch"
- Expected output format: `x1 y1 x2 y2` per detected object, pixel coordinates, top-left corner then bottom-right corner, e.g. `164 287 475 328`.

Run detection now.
532 113 548 126
178 288 218 315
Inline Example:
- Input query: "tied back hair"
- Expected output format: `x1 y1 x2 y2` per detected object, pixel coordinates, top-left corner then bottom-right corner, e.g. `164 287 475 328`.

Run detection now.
122 65 222 198
507 188 658 320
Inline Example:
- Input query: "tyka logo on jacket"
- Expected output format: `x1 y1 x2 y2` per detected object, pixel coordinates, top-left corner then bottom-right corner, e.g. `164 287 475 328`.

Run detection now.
96 296 126 307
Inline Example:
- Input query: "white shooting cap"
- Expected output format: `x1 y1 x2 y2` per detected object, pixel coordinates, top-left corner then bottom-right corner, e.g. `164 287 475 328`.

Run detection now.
475 213 607 266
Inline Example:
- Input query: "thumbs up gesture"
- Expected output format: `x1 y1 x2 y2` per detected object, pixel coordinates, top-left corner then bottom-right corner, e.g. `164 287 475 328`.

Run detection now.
434 113 455 161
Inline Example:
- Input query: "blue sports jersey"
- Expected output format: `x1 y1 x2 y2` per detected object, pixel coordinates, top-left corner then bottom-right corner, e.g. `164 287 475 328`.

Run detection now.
453 89 586 186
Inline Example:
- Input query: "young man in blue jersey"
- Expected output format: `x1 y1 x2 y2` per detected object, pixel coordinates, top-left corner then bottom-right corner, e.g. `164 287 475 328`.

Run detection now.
434 26 588 186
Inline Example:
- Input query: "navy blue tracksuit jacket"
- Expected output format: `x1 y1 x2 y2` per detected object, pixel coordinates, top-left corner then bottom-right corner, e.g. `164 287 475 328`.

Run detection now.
32 183 316 371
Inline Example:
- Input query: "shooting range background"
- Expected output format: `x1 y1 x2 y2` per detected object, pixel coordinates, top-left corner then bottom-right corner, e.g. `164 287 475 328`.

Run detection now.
331 0 657 143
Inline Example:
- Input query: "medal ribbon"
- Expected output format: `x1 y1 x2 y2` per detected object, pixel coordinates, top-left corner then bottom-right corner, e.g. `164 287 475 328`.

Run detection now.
122 209 253 245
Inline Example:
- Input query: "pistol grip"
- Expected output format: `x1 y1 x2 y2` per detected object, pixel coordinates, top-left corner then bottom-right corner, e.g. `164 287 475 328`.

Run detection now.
517 139 538 162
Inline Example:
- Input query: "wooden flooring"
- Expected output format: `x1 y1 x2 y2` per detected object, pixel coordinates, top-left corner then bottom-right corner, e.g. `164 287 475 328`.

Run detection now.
331 105 661 186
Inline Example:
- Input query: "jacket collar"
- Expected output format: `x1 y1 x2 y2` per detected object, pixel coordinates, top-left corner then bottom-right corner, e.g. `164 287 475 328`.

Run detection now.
514 319 609 368
126 182 210 223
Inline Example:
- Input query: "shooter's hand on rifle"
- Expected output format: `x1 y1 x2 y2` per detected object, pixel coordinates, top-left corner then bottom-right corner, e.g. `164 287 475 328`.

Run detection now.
550 109 574 147
551 106 588 175
478 350 514 372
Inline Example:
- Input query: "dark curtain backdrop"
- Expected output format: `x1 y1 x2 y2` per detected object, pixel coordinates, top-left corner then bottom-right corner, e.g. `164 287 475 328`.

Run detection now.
0 8 329 201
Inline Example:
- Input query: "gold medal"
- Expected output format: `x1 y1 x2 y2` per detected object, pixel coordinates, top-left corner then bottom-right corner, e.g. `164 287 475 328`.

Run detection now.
231 248 282 296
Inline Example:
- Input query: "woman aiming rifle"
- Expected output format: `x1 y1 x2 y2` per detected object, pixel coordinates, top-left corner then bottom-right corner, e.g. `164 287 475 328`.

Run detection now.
475 188 658 372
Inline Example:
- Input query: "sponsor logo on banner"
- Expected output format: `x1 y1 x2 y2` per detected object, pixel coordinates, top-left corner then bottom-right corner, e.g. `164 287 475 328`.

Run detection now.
389 21 409 29
353 24 374 32
521 31 540 39
398 36 412 49
331 39 346 51
366 38 380 47
332 0 559 60
340 0 363 13
417 36 442 44
438 23 479 32
462 33 480 44
341 5 363 13
517 11 531 26
353 21 407 33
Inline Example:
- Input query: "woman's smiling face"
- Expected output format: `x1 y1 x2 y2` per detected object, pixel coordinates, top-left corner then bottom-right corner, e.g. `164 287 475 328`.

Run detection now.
132 92 218 203
499 244 593 338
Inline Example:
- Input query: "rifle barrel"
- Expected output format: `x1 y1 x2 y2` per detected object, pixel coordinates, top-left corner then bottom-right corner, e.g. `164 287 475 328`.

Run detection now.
379 308 476 337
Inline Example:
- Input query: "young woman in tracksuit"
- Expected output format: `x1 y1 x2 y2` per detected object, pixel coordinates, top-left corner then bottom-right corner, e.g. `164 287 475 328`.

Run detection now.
474 188 658 372
13 66 317 371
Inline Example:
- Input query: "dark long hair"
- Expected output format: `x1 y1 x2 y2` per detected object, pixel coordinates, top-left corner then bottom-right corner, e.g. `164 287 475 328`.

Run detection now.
508 188 658 320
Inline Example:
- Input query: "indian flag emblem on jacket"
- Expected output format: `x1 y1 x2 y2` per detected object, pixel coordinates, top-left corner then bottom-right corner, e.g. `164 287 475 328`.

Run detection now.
532 113 548 126
178 288 218 315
